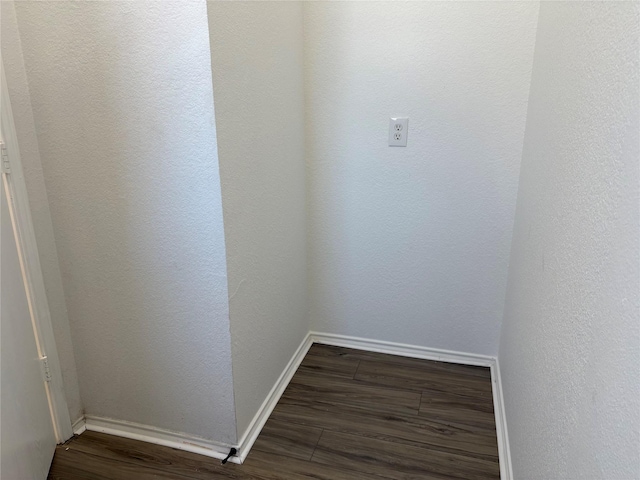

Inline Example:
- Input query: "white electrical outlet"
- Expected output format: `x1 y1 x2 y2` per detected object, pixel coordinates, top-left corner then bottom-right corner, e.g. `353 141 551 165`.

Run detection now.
389 117 408 147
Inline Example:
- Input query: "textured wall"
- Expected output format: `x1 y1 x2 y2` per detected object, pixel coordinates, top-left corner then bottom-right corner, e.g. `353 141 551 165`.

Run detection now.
207 1 308 438
499 2 639 478
305 2 539 355
13 1 238 444
1 0 83 424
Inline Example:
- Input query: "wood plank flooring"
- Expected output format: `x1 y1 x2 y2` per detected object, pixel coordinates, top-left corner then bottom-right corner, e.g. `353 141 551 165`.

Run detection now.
48 343 500 479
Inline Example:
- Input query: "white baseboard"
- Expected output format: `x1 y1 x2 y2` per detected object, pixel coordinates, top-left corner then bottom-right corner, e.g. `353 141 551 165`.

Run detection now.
71 331 511 479
234 332 313 463
70 333 313 466
72 416 86 436
491 357 513 480
83 415 241 464
309 331 495 367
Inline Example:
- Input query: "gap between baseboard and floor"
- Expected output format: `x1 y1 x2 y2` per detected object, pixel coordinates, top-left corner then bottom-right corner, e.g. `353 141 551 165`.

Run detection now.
70 331 512 478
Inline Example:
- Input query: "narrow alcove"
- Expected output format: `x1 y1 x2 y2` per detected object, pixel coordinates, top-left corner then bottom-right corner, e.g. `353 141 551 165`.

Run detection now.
2 1 637 479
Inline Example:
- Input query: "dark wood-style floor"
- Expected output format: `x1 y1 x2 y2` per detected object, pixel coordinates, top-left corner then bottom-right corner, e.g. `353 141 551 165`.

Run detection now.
48 343 500 479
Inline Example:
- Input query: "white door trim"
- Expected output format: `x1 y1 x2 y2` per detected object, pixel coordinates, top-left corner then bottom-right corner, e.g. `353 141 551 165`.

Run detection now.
1 59 73 442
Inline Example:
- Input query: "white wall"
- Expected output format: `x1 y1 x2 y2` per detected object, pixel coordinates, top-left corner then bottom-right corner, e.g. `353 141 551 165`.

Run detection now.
1 0 83 424
207 1 308 438
13 1 238 444
499 2 639 478
305 2 539 355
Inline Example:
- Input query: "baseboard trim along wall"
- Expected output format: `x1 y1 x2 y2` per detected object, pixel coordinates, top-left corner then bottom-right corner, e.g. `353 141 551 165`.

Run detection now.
491 357 513 480
72 416 86 435
82 415 241 464
72 332 512 477
234 333 314 463
310 331 495 367
73 333 315 465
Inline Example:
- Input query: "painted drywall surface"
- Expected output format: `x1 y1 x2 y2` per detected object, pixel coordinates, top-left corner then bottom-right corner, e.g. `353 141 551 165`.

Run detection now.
207 2 308 438
1 0 83 424
13 1 238 444
499 2 639 478
305 2 539 355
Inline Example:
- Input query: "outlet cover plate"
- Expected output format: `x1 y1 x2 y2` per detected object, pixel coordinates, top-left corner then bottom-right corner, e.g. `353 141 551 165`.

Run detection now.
389 117 408 147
